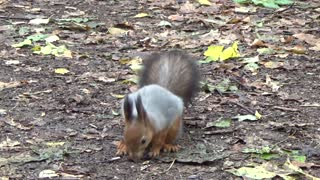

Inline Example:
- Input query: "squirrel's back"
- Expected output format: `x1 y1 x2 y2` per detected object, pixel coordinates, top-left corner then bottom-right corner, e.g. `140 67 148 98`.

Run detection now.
139 50 200 104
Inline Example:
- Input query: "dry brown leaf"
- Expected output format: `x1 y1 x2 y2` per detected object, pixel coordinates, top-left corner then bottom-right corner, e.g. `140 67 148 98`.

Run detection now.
180 1 197 14
250 39 267 47
168 14 184 21
290 45 307 54
293 33 319 46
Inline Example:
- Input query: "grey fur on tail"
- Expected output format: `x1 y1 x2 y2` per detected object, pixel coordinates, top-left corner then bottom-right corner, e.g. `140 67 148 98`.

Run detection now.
139 50 200 105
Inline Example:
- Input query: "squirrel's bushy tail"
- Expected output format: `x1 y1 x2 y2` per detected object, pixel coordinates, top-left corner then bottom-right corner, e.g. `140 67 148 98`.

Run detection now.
139 50 200 104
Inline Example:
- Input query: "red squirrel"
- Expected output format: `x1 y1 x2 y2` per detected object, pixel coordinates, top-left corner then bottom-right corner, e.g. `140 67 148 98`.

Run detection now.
116 50 200 161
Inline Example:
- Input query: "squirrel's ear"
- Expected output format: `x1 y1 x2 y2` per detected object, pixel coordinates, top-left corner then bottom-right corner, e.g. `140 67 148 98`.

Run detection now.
123 95 132 122
136 95 146 122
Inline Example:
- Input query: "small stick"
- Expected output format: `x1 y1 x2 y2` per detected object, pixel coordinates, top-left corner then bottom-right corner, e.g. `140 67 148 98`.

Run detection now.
164 158 176 172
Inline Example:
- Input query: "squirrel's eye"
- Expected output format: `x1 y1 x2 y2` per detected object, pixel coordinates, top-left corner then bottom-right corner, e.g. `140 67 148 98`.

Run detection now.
141 138 146 144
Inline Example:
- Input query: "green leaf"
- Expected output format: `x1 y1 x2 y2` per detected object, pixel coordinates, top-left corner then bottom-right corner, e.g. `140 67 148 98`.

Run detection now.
244 62 259 73
260 153 280 160
200 81 216 92
216 79 231 93
11 39 32 48
257 48 274 55
27 34 50 42
262 1 280 8
227 166 276 179
233 0 249 3
214 119 231 128
292 155 306 163
275 0 293 5
229 85 238 92
18 27 30 36
242 146 272 154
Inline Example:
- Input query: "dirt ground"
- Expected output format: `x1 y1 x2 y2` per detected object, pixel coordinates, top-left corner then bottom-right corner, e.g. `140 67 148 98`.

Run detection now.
1 0 320 179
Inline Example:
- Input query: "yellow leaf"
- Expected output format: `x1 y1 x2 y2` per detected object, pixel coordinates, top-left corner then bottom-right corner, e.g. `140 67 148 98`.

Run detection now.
198 0 211 6
263 61 284 69
220 47 234 61
63 49 73 58
134 13 150 18
54 68 69 75
204 45 224 61
232 41 240 56
255 111 262 119
220 41 240 61
110 93 125 99
108 27 128 36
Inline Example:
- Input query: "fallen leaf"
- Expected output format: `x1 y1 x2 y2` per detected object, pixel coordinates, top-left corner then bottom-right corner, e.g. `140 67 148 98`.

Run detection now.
206 119 231 128
261 61 284 69
250 39 266 47
29 18 50 25
38 170 59 178
197 0 211 6
220 41 241 61
110 93 125 99
0 81 21 91
0 137 21 149
5 60 20 65
227 165 276 179
157 21 172 27
11 39 32 48
204 45 224 62
168 14 184 21
54 68 70 75
293 33 319 46
134 13 150 18
255 111 262 119
289 45 306 54
108 27 127 36
233 114 257 121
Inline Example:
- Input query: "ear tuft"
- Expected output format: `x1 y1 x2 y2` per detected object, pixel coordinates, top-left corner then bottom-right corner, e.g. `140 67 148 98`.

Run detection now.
136 95 146 121
123 95 132 122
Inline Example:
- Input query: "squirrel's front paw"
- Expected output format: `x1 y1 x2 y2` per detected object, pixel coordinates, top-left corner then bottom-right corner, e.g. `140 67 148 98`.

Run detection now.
163 144 180 153
149 147 161 157
115 140 128 156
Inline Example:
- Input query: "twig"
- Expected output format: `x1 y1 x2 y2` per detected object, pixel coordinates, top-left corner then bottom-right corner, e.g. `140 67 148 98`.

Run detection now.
273 106 299 112
204 128 237 135
164 158 176 172
222 100 255 115
0 15 32 20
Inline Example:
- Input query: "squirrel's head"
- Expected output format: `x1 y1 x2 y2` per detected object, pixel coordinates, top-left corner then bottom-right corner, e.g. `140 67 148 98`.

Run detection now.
122 95 153 161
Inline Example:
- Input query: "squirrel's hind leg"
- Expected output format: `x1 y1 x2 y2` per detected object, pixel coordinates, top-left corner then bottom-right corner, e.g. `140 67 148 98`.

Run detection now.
163 117 182 153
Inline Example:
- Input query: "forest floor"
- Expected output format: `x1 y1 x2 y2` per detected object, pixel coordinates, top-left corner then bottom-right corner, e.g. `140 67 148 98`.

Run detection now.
1 0 320 179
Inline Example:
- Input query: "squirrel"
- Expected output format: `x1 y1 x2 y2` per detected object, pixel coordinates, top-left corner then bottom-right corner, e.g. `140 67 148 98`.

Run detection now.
116 50 200 161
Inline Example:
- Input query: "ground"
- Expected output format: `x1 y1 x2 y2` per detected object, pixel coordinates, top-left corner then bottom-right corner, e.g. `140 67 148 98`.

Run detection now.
0 0 320 179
